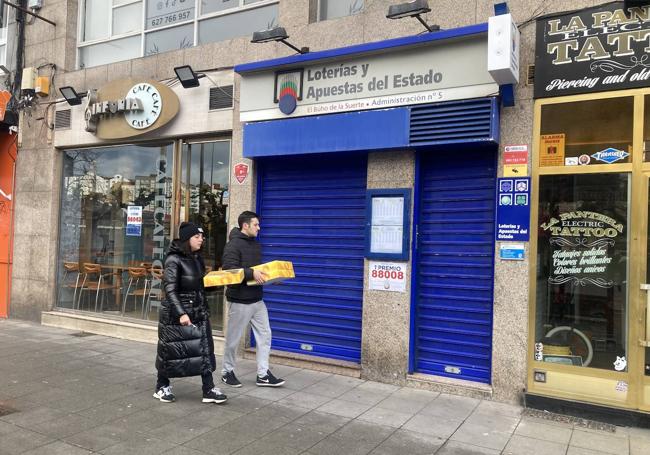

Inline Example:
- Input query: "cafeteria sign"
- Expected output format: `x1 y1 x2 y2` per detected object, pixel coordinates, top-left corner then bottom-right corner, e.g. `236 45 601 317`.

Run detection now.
534 3 650 98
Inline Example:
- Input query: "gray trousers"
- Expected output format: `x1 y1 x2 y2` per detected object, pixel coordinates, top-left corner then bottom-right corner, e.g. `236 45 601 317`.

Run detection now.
221 300 272 377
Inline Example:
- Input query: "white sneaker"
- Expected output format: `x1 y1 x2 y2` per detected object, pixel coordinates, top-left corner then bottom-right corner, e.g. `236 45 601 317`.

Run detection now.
153 385 175 402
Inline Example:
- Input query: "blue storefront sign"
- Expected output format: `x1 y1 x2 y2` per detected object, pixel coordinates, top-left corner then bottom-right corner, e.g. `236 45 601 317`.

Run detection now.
496 177 530 241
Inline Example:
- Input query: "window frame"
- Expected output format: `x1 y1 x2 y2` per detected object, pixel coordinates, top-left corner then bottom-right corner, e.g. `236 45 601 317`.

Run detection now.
0 3 10 67
76 0 279 69
316 0 364 22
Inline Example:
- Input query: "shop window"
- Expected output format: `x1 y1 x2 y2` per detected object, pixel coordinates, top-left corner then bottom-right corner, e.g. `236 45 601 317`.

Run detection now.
317 0 364 21
78 0 278 68
534 173 629 371
644 95 650 162
180 140 231 332
198 3 278 45
539 97 633 167
0 3 10 67
56 143 174 321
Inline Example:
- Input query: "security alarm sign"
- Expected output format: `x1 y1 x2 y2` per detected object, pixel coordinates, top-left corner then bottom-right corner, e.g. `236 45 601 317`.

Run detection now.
503 144 528 177
234 162 249 184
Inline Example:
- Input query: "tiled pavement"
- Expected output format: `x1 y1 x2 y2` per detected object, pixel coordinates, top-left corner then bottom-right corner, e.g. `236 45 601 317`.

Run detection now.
1 319 649 455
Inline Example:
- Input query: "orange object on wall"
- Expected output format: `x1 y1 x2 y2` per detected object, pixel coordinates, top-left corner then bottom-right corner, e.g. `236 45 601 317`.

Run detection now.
0 132 16 318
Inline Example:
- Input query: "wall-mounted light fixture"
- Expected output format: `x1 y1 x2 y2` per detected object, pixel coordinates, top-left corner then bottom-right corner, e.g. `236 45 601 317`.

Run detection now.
59 86 86 106
386 0 440 32
173 65 206 89
251 27 309 54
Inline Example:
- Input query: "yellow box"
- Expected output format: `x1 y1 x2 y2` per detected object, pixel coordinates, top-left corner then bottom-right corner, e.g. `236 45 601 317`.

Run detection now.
246 260 295 286
203 268 244 287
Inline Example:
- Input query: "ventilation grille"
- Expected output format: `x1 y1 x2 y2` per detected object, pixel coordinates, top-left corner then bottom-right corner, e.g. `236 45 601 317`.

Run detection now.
54 109 71 130
409 98 496 146
526 64 535 85
209 85 233 110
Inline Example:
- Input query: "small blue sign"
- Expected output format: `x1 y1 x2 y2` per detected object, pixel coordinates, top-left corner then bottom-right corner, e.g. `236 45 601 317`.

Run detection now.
591 148 629 164
126 224 141 236
500 243 525 260
496 177 530 241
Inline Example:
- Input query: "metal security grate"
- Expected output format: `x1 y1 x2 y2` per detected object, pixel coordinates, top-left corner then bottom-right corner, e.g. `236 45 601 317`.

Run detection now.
209 85 233 110
54 109 71 130
409 98 497 146
527 64 535 86
414 148 497 384
257 153 367 363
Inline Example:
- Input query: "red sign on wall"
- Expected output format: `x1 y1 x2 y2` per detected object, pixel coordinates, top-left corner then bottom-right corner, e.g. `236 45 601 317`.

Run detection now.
503 145 529 165
234 162 249 184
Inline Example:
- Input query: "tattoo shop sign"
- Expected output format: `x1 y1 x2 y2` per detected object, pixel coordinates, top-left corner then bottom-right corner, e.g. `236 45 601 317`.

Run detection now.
541 211 624 288
534 3 650 98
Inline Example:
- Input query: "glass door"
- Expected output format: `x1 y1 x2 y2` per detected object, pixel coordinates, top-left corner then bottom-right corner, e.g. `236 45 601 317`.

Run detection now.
180 140 231 332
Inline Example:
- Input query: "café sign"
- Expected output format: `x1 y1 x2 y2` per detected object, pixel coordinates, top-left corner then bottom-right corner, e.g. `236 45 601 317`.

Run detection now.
83 79 179 140
534 4 650 98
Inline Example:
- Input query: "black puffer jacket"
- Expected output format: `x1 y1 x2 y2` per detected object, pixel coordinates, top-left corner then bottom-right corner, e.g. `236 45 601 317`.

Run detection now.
155 240 216 378
222 227 263 304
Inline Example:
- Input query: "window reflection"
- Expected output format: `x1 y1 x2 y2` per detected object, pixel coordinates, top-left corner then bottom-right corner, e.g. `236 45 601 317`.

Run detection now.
181 141 231 331
535 173 629 371
57 143 174 322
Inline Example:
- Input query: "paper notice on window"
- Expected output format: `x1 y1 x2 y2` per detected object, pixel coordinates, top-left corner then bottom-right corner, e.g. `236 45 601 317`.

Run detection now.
371 225 403 254
540 133 565 167
372 197 403 226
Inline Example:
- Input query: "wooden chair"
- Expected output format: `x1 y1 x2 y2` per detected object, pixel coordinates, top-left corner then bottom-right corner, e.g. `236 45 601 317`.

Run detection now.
77 263 121 312
61 262 81 308
122 267 148 317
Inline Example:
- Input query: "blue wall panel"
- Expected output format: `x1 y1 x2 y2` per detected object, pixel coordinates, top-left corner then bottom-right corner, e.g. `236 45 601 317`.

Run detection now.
413 148 497 383
243 108 409 158
257 153 367 362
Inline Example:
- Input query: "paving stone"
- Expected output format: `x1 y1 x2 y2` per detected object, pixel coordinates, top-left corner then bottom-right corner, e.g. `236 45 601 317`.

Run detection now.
630 437 650 455
358 406 413 428
0 405 67 428
473 400 523 418
77 399 143 424
570 429 630 455
514 418 573 444
219 394 272 414
278 391 333 410
375 388 438 414
243 385 296 401
418 393 480 420
566 447 613 455
450 421 513 452
437 440 501 454
369 429 444 454
317 398 374 418
282 369 332 391
20 441 94 455
28 412 102 438
302 379 356 399
161 446 207 455
147 415 217 444
308 420 396 455
503 434 567 455
184 427 259 454
99 434 179 455
338 385 394 406
403 414 463 439
62 423 140 452
0 426 55 454
291 410 351 434
462 412 520 434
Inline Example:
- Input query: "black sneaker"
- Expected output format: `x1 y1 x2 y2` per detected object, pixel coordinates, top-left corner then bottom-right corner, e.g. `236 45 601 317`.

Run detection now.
222 371 242 388
202 387 227 404
153 385 175 403
256 370 285 387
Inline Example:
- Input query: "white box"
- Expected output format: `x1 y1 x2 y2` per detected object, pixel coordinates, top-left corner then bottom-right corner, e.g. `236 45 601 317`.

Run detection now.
488 14 520 85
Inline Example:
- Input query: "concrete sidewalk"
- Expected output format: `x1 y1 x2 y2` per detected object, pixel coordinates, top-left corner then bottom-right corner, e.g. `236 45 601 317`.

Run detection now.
0 319 648 455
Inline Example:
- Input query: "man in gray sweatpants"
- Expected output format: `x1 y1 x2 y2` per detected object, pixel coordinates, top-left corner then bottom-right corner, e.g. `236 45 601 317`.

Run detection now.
220 211 285 388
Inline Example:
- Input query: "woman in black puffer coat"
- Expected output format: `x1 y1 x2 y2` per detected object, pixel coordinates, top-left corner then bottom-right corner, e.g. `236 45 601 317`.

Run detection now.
154 221 227 404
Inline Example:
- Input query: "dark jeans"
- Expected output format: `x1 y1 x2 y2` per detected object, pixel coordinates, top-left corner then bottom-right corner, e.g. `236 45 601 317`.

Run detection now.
156 372 215 395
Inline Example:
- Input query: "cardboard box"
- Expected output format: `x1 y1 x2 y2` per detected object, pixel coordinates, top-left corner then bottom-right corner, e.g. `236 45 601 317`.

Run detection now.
203 269 244 287
246 260 295 286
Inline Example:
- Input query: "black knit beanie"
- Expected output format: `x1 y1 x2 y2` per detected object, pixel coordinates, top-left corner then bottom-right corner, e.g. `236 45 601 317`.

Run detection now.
178 222 203 242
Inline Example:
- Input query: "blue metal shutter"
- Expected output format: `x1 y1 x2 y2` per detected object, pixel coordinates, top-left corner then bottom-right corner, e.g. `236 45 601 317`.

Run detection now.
413 148 496 383
257 153 367 363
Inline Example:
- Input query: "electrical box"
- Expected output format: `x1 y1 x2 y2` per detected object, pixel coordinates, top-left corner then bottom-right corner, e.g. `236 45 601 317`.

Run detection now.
35 76 49 96
21 67 36 91
28 0 43 9
487 13 520 85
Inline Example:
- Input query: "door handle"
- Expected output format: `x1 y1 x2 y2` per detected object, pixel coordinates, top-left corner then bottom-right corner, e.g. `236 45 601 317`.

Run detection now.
640 284 650 347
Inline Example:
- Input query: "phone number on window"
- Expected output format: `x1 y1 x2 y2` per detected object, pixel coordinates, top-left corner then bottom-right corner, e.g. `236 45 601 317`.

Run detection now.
148 9 192 28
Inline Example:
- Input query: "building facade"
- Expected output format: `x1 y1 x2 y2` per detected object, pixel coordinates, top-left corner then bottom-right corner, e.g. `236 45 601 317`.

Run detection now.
5 0 650 421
